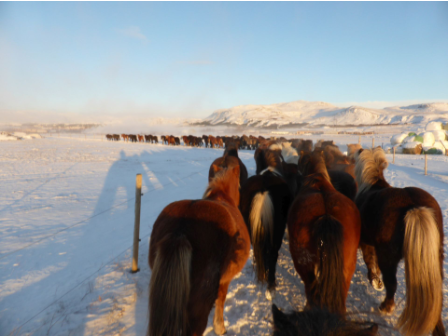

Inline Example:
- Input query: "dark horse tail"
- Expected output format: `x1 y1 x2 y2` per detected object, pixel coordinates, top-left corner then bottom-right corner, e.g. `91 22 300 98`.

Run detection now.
399 207 442 336
310 215 345 314
148 235 192 336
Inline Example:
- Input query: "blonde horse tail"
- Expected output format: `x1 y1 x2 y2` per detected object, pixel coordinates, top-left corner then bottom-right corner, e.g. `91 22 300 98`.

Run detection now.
148 235 192 336
250 191 274 283
398 207 442 336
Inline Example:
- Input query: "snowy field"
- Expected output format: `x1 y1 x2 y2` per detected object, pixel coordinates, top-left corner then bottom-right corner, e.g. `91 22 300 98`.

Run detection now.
1 135 448 336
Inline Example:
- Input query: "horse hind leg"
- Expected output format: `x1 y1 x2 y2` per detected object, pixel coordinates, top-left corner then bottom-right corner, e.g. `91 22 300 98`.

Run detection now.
377 251 399 314
360 243 383 291
265 249 279 301
213 281 230 335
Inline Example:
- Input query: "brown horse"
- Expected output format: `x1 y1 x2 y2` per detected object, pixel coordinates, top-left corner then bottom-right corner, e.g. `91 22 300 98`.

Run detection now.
148 166 250 336
298 150 357 201
354 148 445 336
272 305 378 336
239 149 293 299
287 173 361 314
209 145 248 186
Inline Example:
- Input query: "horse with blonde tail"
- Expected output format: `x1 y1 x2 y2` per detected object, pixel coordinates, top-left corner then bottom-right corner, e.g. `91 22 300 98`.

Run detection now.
240 149 293 300
354 147 445 336
148 165 250 336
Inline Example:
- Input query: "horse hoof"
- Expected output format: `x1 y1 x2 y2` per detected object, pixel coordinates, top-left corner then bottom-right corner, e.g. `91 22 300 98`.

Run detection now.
378 302 395 315
213 324 227 335
265 289 276 301
372 278 384 291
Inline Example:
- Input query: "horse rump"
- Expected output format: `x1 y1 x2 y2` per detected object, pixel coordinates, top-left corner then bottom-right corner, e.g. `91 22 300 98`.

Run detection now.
148 234 192 336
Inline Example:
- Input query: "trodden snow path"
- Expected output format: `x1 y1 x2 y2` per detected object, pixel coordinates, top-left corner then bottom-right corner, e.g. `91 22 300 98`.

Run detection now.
0 136 447 336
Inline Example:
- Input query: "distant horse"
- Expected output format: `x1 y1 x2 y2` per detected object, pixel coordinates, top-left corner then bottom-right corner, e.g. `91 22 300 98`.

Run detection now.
202 135 209 147
121 134 128 141
298 150 357 201
208 144 248 186
152 135 158 144
322 145 355 178
183 136 191 146
168 135 176 146
128 134 137 142
217 137 224 148
239 149 292 299
145 135 151 143
347 144 362 161
174 137 180 146
272 305 378 336
137 135 144 142
148 166 250 336
287 173 361 314
209 135 218 148
354 148 445 336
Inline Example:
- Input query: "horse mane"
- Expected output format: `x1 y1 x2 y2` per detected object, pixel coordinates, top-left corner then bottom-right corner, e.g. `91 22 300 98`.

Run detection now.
264 149 284 174
302 173 335 193
203 166 239 203
355 147 389 195
310 151 331 183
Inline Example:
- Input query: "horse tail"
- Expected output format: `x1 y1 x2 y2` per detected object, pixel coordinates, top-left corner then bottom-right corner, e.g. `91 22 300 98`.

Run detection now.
311 215 345 314
249 191 274 283
399 207 442 336
148 234 192 336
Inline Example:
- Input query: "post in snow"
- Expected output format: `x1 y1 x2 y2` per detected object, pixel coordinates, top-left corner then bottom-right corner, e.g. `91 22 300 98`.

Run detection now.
131 174 143 273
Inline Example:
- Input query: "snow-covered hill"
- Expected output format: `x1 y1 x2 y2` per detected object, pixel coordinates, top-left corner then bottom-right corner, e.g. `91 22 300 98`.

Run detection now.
198 100 448 128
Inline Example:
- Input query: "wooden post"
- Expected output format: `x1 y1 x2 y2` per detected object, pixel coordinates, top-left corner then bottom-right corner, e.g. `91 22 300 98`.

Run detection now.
358 136 361 145
424 154 428 176
131 174 142 273
393 147 396 164
372 138 375 149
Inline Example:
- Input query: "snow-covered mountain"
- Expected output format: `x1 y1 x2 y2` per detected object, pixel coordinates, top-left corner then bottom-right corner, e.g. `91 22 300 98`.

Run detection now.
197 100 448 128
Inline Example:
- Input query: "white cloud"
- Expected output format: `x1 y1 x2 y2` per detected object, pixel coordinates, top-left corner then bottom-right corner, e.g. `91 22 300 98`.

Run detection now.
117 26 148 43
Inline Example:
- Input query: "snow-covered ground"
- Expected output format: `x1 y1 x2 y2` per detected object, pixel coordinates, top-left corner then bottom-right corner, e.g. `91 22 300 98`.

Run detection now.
1 135 447 336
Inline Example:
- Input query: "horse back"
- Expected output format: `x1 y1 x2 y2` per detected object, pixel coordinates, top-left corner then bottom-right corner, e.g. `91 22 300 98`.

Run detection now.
150 199 249 272
357 186 443 246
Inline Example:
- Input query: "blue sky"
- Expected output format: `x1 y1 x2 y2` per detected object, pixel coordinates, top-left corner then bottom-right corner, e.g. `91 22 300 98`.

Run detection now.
1 1 447 121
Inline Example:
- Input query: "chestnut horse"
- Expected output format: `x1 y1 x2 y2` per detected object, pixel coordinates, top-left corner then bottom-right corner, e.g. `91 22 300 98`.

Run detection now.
209 144 248 186
272 305 378 336
298 150 357 201
287 173 361 314
239 149 292 299
148 166 250 336
354 148 445 336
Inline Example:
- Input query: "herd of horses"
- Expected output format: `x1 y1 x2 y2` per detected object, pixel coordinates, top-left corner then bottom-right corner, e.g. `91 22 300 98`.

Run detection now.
147 138 445 336
105 133 292 150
